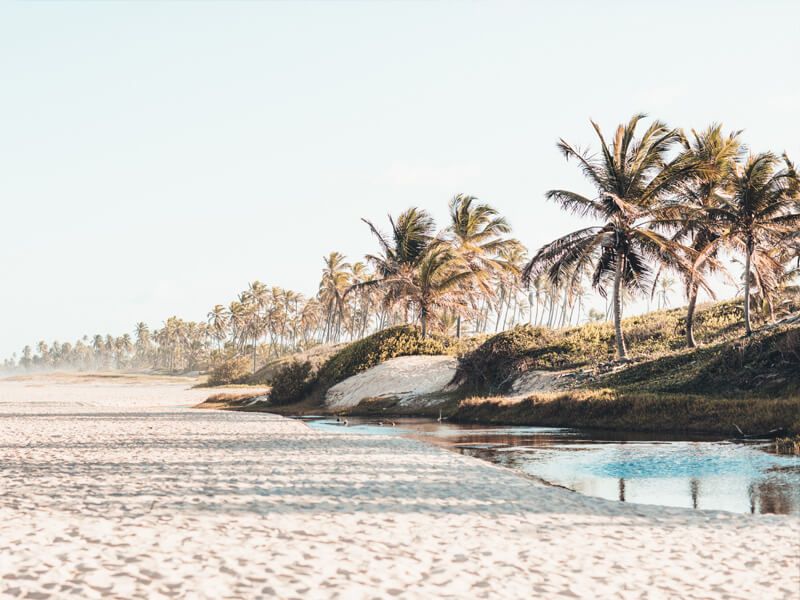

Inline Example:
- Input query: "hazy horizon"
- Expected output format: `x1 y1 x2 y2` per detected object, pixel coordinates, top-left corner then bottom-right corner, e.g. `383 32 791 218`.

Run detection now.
2 1 799 357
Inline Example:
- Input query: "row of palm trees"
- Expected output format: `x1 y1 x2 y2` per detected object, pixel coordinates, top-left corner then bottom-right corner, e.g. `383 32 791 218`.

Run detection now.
524 115 799 358
4 115 798 372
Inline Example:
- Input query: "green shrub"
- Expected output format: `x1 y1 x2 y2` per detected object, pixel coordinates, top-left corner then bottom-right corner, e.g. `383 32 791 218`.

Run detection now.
269 360 314 405
454 325 558 393
207 356 251 386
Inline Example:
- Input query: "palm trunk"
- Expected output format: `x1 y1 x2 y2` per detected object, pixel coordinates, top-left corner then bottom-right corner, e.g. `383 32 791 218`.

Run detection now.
495 288 506 332
613 257 627 359
685 281 699 348
744 243 753 336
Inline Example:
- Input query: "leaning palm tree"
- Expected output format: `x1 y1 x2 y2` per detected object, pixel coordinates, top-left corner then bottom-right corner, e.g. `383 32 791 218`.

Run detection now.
697 153 799 335
523 114 697 359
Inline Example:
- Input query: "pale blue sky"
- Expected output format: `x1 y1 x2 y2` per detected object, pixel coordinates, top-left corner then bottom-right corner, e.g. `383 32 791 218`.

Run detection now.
1 1 798 356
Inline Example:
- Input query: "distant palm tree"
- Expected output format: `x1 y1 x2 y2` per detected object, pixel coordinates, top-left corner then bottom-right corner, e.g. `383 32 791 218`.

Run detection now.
446 194 516 336
524 114 695 359
656 276 675 310
319 252 351 343
206 305 229 352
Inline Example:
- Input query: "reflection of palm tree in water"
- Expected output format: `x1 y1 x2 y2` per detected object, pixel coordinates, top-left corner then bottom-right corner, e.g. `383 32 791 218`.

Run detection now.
690 478 700 509
618 478 626 502
750 481 795 515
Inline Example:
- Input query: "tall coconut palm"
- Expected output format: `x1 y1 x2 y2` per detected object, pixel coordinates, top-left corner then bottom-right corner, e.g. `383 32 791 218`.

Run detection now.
523 114 697 359
669 125 742 347
697 152 799 335
359 207 438 324
446 194 516 336
206 305 229 353
134 322 151 362
319 252 351 343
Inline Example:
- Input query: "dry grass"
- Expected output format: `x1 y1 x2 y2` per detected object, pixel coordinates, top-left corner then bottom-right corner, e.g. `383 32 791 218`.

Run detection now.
454 390 800 435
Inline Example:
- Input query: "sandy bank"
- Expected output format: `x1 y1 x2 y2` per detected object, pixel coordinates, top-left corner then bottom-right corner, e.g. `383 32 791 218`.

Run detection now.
0 376 797 598
325 355 458 410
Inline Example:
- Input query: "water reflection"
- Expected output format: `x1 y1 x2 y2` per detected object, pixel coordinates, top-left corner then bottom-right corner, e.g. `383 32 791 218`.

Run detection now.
303 417 800 515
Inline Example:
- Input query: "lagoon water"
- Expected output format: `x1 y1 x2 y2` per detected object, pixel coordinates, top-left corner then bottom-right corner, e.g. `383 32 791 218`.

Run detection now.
305 417 800 515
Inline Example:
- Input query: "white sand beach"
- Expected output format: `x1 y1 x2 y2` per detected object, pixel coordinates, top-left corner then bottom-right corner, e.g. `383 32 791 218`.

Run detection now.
0 375 797 599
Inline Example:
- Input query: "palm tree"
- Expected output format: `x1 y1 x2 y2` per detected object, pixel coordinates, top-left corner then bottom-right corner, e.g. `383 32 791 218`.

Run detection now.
669 125 742 347
359 207 478 336
655 276 675 310
319 252 351 343
523 114 696 359
446 194 516 336
697 152 799 335
134 322 152 366
360 207 437 324
377 244 473 337
206 305 229 351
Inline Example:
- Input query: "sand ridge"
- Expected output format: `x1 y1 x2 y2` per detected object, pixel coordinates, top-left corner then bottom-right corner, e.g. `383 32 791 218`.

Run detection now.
325 355 459 409
0 377 797 599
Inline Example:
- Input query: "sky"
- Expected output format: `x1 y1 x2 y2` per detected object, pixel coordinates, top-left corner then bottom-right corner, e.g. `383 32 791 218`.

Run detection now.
1 1 798 358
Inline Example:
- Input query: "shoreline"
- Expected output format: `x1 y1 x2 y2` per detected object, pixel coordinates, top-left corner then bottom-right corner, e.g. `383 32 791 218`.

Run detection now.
1 375 798 597
195 390 798 438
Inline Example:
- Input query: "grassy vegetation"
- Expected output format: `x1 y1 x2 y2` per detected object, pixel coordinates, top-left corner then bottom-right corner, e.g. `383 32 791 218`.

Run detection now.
452 312 800 434
201 299 800 435
596 323 800 396
453 391 800 435
772 435 800 455
455 300 757 395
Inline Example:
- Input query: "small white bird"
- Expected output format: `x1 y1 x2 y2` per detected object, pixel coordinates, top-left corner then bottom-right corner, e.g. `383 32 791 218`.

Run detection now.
343 419 349 427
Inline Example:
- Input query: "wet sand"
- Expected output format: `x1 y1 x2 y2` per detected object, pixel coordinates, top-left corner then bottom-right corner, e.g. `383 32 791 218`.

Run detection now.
0 375 797 598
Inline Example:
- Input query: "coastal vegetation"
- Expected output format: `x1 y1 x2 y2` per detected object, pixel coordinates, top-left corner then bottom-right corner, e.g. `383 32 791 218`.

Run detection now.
201 299 800 434
5 114 799 435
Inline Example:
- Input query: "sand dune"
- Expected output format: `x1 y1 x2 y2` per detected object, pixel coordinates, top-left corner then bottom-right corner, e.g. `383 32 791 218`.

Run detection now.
325 355 458 409
0 376 797 598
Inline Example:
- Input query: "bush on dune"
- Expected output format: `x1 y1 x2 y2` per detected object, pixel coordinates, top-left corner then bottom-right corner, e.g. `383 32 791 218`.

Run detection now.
207 356 251 386
268 360 314 406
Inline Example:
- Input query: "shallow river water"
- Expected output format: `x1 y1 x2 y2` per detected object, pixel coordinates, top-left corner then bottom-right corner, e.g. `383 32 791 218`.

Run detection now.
304 417 800 515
